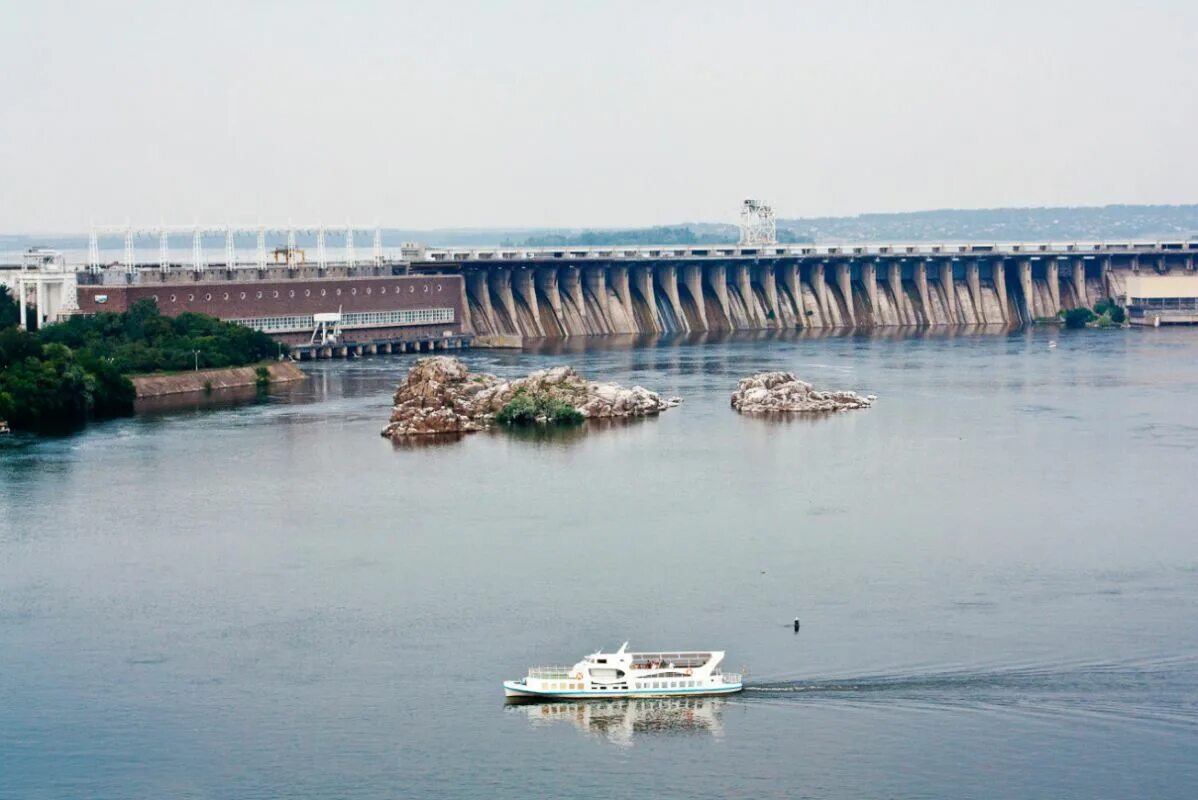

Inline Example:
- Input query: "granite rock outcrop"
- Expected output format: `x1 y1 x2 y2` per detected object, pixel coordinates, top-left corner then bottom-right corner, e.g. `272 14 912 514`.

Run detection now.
382 356 680 438
731 371 875 414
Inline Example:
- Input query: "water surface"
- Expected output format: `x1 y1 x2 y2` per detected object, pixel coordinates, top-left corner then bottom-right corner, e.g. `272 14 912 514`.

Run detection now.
2 328 1196 799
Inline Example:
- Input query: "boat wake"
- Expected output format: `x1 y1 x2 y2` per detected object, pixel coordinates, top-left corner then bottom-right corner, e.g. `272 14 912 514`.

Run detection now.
739 656 1198 731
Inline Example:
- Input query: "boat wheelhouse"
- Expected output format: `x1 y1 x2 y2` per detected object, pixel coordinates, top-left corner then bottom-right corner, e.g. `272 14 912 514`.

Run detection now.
503 643 743 700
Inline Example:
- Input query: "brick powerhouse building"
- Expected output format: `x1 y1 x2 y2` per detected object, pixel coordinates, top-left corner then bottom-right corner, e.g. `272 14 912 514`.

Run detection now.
76 273 466 346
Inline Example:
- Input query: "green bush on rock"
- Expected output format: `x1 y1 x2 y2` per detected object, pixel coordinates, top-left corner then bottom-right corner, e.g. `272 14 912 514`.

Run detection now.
495 388 584 426
1093 298 1126 324
1062 308 1097 329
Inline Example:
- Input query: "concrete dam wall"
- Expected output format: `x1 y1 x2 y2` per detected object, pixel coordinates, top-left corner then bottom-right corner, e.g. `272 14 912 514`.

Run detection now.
453 258 1123 337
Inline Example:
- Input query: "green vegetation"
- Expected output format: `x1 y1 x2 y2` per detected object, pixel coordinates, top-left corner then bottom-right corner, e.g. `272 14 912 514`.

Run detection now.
777 204 1198 243
255 366 271 389
1093 298 1126 325
1060 300 1127 330
495 389 585 426
1062 308 1097 329
0 287 20 329
0 292 284 431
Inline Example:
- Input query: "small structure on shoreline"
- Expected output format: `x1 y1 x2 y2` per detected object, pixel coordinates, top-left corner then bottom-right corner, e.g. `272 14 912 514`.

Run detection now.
381 356 680 439
731 372 875 414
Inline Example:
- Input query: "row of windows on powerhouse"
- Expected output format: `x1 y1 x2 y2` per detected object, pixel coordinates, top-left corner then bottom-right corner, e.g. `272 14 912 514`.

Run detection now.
235 309 455 332
98 282 449 305
543 680 708 691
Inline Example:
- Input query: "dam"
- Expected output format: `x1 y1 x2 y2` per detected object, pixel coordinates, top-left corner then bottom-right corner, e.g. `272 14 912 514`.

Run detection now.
411 240 1198 337
8 210 1197 343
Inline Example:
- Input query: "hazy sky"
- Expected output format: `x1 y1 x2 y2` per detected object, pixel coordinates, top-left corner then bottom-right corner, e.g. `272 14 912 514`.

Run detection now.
1 0 1195 232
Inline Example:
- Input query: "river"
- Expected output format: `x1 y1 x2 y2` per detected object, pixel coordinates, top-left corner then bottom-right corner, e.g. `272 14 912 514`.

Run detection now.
2 327 1196 799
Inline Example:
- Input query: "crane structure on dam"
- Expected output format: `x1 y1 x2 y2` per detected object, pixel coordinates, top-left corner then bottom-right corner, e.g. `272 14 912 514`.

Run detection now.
86 223 387 273
738 199 777 246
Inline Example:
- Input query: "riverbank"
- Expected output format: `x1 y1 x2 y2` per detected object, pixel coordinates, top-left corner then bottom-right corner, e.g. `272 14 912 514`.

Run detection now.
130 361 306 398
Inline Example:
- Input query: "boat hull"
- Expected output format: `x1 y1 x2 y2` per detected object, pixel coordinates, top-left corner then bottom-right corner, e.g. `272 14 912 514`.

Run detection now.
503 680 743 701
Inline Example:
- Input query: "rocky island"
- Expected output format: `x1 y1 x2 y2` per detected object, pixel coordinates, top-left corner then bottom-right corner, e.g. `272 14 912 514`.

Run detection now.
382 356 680 439
731 372 875 414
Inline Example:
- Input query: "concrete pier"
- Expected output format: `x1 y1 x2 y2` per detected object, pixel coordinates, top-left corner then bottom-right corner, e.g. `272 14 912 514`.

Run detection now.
810 263 829 321
1018 260 1034 321
561 266 585 320
1046 260 1060 316
631 265 659 332
655 264 684 330
835 263 854 325
704 263 731 326
609 264 633 331
966 262 982 320
536 267 564 332
1073 260 1089 308
993 259 1009 324
915 262 931 324
681 263 707 329
939 261 956 324
583 267 611 329
756 264 780 327
511 268 544 336
862 261 878 323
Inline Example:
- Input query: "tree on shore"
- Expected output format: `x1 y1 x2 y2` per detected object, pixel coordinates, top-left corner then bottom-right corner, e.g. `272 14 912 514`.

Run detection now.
1 294 283 431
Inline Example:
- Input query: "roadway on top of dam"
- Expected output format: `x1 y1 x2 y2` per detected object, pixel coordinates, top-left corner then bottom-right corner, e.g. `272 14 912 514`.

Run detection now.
413 239 1198 266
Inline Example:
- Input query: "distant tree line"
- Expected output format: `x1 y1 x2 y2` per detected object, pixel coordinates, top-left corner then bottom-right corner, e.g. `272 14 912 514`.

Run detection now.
0 292 282 431
777 204 1198 243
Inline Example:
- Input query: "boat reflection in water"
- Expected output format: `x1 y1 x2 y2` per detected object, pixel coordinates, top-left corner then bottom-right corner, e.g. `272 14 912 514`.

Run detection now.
508 696 728 746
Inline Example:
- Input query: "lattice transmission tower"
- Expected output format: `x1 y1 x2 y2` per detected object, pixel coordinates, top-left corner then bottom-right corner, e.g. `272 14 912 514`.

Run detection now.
738 199 777 246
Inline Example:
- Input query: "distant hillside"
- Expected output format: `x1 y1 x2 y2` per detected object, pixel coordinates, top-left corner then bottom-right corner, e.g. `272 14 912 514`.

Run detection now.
4 205 1196 254
777 205 1198 243
417 205 1198 246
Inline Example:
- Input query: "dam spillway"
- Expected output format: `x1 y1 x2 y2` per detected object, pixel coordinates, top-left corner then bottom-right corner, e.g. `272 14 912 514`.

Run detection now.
412 241 1198 337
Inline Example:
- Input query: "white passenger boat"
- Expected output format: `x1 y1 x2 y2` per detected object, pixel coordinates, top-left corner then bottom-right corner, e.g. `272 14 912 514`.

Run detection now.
503 643 743 700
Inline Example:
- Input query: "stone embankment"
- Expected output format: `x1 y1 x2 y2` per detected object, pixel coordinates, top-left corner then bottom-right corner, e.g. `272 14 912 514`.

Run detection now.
130 361 306 398
382 356 680 438
731 372 875 414
470 334 524 349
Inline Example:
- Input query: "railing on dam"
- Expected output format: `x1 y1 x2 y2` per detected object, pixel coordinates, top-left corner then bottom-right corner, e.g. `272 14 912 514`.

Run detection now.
417 239 1198 263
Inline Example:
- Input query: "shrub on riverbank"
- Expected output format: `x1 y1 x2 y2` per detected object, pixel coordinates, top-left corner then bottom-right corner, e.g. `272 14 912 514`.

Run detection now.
1093 298 1126 325
1060 300 1127 330
0 292 285 431
495 388 585 426
1062 308 1096 329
